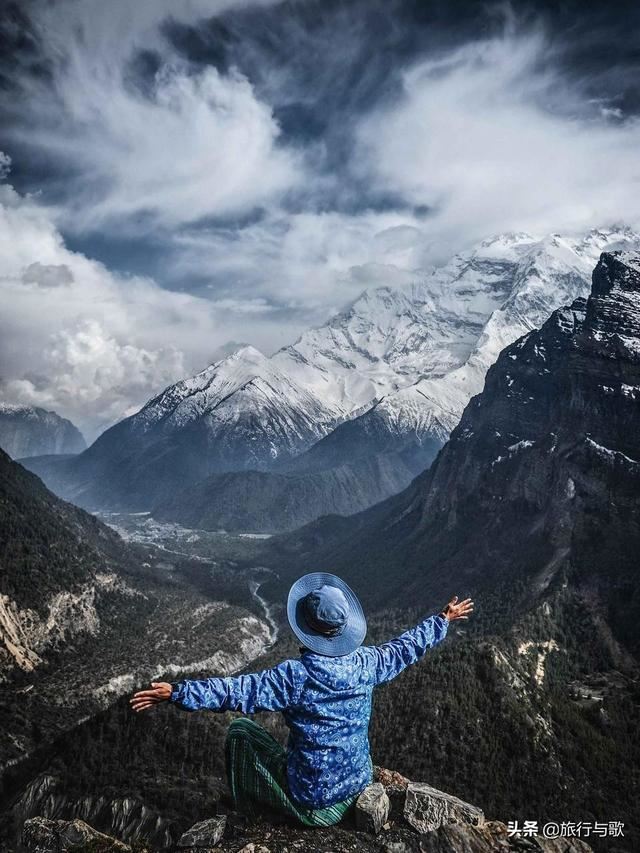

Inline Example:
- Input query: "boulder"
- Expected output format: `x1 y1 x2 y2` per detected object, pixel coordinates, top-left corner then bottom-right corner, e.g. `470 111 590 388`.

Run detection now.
22 816 131 852
177 815 227 849
355 782 391 834
403 782 484 833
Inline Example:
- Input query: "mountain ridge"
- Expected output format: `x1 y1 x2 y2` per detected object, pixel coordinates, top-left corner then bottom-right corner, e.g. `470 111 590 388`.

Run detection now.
23 227 640 521
0 405 85 459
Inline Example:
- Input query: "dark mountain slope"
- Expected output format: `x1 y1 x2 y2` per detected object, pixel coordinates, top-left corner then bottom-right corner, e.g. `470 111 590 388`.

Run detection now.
0 450 274 789
289 394 444 475
149 403 443 534
0 445 130 617
152 452 417 533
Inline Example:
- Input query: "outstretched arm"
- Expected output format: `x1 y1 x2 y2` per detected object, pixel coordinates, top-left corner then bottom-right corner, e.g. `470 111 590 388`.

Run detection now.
366 595 473 686
130 659 306 715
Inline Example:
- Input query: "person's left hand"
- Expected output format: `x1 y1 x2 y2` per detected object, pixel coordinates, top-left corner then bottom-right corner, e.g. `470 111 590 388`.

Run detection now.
130 682 172 713
440 596 474 621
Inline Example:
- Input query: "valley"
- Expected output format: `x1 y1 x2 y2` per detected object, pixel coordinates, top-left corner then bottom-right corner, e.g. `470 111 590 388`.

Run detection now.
98 510 281 648
97 511 272 561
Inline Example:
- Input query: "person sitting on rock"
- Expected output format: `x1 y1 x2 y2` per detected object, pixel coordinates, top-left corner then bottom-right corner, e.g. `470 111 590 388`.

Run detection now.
130 572 473 827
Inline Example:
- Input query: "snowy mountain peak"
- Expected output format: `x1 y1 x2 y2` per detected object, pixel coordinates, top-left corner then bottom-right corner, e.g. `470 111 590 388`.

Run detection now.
608 250 640 280
132 343 288 433
476 231 536 256
579 224 640 251
591 250 640 302
208 340 251 364
221 344 266 364
120 226 640 451
319 228 640 470
0 403 36 415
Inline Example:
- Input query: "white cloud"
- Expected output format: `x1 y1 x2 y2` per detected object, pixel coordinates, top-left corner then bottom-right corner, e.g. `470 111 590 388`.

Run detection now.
0 185 299 439
157 21 640 314
9 0 300 230
3 320 186 430
22 263 74 288
356 26 640 246
208 297 277 314
172 210 430 314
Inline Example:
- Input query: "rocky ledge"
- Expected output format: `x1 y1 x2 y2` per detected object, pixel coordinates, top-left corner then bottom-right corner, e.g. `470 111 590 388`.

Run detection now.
22 768 593 853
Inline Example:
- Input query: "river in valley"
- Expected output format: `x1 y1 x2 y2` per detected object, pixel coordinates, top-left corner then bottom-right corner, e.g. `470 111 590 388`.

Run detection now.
97 510 280 650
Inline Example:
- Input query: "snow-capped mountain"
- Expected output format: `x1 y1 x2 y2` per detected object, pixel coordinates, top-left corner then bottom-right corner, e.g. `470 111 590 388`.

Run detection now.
126 344 337 455
272 283 487 411
22 346 343 509
0 404 86 459
23 226 640 515
311 226 640 471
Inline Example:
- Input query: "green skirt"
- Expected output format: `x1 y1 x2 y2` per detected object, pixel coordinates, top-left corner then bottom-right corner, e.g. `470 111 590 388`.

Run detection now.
224 718 360 827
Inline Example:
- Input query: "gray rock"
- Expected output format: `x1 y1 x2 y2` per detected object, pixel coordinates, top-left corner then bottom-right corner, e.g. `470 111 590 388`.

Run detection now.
355 782 391 835
177 815 227 848
22 818 58 853
383 843 414 853
22 816 130 852
403 782 484 833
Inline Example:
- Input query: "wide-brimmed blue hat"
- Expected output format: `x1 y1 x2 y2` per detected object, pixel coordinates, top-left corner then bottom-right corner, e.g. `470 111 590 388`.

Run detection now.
287 572 366 656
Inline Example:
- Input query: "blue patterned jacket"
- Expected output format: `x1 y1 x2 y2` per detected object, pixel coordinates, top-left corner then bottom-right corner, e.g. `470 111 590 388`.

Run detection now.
170 613 449 808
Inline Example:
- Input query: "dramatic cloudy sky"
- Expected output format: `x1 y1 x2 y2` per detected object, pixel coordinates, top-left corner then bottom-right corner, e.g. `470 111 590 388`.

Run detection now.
1 0 639 438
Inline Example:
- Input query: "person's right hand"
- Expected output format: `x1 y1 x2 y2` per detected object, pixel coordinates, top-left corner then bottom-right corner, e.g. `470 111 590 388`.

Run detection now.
130 682 173 713
440 596 474 621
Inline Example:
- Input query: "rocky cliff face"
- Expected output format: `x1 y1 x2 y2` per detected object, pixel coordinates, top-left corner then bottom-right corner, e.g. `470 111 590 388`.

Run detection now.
0 405 85 459
416 250 640 530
